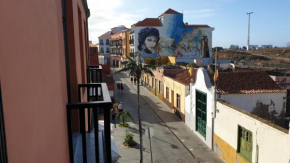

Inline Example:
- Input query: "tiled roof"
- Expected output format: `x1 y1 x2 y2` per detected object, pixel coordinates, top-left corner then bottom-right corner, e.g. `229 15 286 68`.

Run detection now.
159 8 181 17
174 69 197 85
98 31 111 38
164 69 187 78
132 18 162 27
183 24 210 28
217 71 286 95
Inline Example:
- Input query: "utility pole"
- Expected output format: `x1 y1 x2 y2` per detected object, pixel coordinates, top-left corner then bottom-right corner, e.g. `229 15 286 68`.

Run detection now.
247 12 253 51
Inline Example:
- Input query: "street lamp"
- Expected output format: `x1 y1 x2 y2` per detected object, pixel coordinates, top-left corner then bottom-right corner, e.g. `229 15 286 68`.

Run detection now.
247 12 254 50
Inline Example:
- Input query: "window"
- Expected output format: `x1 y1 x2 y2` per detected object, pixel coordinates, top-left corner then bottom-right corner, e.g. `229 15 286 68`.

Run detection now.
159 81 161 94
152 77 154 87
166 87 169 100
0 84 8 163
238 126 253 162
176 94 180 109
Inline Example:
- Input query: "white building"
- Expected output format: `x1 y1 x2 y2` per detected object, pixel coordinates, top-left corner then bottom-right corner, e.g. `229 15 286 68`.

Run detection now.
185 69 288 149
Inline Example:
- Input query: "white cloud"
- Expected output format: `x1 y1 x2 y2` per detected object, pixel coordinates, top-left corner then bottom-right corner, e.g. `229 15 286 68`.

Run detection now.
87 0 141 44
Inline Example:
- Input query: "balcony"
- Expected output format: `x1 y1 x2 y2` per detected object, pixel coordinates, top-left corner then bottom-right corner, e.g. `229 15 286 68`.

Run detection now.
130 53 134 57
99 42 104 45
67 65 115 163
129 39 134 44
105 42 109 45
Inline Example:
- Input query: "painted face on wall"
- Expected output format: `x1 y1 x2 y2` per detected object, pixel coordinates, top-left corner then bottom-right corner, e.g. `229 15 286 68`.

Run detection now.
144 36 157 52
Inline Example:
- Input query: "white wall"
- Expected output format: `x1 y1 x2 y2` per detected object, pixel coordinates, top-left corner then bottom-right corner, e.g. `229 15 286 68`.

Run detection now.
185 68 215 148
215 102 290 163
220 93 286 125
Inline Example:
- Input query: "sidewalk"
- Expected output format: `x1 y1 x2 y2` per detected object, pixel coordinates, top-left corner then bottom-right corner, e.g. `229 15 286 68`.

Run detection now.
112 69 224 163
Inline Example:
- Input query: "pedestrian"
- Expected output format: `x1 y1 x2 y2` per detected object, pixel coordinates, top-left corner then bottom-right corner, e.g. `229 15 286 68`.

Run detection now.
111 106 117 122
131 77 133 84
121 83 124 93
134 77 137 85
118 102 124 112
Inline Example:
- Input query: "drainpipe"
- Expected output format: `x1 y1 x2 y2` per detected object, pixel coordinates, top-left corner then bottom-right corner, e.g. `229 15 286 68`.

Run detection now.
212 47 218 150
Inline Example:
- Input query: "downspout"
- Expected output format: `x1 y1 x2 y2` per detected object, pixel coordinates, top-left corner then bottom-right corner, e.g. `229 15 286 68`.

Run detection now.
212 47 218 150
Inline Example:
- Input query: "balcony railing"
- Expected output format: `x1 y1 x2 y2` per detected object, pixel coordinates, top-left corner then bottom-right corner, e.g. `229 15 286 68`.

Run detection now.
129 39 134 44
130 53 134 57
67 65 113 163
105 42 109 45
99 42 104 45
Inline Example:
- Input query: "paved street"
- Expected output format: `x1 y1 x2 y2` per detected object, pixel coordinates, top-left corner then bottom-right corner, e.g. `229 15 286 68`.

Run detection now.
111 69 224 163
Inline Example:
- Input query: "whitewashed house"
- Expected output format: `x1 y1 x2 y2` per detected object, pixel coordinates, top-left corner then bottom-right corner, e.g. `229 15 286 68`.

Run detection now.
185 69 288 149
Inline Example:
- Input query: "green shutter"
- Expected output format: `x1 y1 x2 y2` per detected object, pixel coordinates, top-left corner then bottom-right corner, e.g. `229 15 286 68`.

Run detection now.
196 90 207 138
238 126 252 162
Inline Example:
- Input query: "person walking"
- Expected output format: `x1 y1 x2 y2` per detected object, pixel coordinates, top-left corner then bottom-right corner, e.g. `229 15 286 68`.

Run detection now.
131 77 133 84
134 77 137 85
120 83 124 93
111 106 117 122
118 102 124 112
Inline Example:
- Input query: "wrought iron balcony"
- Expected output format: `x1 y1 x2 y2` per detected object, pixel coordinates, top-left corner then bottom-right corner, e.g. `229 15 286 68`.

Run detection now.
130 53 134 57
129 39 134 44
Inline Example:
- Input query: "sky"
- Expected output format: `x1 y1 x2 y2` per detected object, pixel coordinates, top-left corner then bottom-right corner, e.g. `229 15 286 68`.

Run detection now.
87 0 290 48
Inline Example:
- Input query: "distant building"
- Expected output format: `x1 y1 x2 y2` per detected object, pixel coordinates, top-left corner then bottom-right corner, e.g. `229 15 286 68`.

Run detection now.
261 45 273 48
249 45 258 50
229 44 239 50
129 8 214 64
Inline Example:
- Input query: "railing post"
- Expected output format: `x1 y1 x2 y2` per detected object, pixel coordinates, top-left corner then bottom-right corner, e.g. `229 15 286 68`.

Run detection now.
80 108 87 163
104 105 112 163
94 107 99 163
66 108 74 163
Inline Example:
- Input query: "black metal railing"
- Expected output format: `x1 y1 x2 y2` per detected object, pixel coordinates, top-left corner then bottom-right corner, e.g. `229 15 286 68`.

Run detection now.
99 42 104 45
67 83 112 163
130 53 134 57
129 39 134 44
87 65 103 83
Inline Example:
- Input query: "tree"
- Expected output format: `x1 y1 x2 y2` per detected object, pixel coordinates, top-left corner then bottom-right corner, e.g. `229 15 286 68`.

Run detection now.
116 111 134 127
115 52 155 163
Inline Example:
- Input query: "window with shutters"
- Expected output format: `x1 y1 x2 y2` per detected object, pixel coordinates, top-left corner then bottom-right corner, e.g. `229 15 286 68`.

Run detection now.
237 126 253 162
166 87 169 100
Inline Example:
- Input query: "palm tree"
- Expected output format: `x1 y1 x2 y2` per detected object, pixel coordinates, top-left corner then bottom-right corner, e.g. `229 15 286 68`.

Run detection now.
116 110 134 127
115 52 155 163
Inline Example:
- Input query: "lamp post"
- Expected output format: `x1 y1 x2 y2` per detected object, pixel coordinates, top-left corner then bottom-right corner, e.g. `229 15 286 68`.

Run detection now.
247 12 254 50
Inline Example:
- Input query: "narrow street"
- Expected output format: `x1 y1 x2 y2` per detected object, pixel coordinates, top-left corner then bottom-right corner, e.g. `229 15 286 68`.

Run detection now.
111 69 224 163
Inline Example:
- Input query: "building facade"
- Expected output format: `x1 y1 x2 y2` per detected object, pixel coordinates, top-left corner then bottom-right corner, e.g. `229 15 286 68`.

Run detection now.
129 8 214 64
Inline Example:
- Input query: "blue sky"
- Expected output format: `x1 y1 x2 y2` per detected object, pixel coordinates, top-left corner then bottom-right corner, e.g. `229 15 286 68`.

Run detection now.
87 0 290 48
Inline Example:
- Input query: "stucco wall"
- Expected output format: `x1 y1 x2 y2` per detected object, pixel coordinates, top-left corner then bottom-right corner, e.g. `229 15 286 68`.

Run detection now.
0 0 70 162
214 102 290 163
220 93 287 127
185 68 215 148
131 13 213 62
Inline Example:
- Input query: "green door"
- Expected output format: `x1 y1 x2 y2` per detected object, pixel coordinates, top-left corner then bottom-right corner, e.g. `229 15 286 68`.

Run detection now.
196 90 207 138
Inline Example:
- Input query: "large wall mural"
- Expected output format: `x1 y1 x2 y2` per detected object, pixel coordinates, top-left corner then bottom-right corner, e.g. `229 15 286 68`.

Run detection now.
134 14 213 61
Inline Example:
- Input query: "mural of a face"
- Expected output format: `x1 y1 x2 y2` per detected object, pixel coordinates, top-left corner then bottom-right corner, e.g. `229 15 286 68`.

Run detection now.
144 36 157 52
138 27 160 55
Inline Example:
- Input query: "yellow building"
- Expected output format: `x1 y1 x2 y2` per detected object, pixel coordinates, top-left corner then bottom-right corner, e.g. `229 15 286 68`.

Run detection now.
163 69 197 122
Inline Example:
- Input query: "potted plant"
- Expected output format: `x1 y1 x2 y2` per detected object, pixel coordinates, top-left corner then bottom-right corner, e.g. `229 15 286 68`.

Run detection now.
123 130 137 147
116 110 134 127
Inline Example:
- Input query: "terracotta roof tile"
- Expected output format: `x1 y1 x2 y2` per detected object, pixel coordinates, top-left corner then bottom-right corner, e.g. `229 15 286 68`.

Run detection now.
164 69 187 78
159 8 181 17
98 31 111 38
132 18 162 27
217 71 286 95
174 69 197 85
